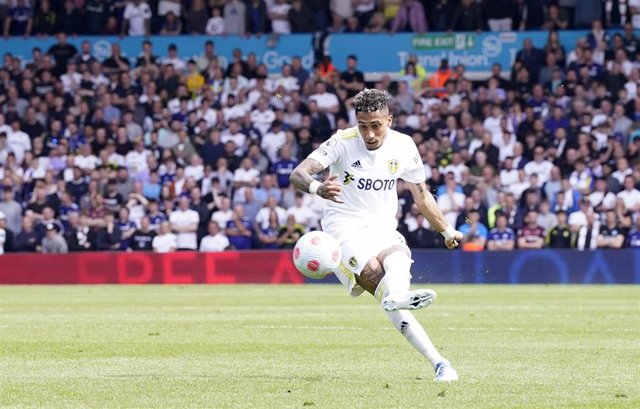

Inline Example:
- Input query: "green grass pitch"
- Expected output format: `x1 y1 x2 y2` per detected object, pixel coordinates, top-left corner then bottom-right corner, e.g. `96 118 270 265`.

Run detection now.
1 285 639 408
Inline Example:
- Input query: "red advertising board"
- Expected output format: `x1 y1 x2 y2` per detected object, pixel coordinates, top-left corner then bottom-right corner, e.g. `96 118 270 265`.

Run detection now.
0 251 303 285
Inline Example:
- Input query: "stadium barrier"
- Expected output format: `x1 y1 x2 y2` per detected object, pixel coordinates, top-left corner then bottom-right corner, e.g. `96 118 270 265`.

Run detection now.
0 251 303 285
1 250 638 285
0 30 610 75
401 249 640 284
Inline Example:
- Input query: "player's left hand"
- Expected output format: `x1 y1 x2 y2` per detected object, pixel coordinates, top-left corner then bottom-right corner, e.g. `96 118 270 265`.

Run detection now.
318 174 344 204
444 230 464 249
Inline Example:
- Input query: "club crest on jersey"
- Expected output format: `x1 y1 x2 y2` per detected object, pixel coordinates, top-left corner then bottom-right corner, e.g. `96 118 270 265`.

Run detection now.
348 256 358 268
388 159 399 174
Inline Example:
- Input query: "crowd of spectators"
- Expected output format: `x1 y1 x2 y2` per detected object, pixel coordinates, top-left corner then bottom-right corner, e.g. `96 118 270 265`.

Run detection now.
2 7 640 253
5 0 640 38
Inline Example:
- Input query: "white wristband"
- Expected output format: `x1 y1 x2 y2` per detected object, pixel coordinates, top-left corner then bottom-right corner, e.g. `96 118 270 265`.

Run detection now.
309 180 322 195
440 225 456 240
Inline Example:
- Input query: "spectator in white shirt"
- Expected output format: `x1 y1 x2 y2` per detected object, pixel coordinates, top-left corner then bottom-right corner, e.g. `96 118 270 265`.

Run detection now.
404 203 431 232
261 120 287 164
441 152 468 184
508 169 531 200
629 1 640 29
286 192 317 227
125 140 150 175
169 196 199 250
22 156 47 184
568 198 593 232
301 190 324 227
247 77 269 106
205 7 224 35
233 158 260 189
199 221 230 252
269 0 292 34
589 177 617 212
221 120 246 155
162 44 186 73
436 176 466 227
105 140 126 168
74 144 99 171
611 157 633 185
223 0 246 34
250 97 276 136
152 221 178 253
482 104 507 138
185 154 204 181
308 81 340 117
211 197 233 229
497 128 516 162
272 64 300 93
122 0 152 36
60 61 82 94
167 86 192 114
255 196 287 230
500 156 519 187
195 98 217 129
617 175 640 212
222 94 250 122
7 119 31 164
524 146 553 186
223 74 249 97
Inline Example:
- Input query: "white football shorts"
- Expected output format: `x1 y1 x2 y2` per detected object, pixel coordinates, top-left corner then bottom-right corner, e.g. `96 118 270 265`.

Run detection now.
322 222 407 297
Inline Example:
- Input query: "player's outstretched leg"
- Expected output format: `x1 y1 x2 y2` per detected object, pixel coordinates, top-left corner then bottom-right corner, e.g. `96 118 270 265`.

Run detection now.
363 245 458 382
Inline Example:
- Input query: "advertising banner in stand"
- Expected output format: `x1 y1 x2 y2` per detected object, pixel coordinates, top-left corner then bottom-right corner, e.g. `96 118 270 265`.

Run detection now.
0 34 315 74
0 30 618 75
327 31 589 74
1 249 638 285
0 251 304 285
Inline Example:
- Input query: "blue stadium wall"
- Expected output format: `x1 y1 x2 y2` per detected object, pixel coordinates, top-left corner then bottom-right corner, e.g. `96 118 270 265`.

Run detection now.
315 250 640 285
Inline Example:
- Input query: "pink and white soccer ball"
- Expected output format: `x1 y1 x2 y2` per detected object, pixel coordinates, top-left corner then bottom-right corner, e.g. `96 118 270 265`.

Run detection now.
292 231 342 279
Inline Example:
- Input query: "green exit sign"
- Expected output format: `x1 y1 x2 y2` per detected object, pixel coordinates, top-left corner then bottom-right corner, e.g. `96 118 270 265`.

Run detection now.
412 34 476 50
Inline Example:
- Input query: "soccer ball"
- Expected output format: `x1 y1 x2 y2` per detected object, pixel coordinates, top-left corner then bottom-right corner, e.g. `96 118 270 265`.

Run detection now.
292 231 342 279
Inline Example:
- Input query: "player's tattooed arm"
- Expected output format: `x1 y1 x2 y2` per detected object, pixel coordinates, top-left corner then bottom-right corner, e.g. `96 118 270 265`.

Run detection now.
408 181 462 248
409 182 448 232
290 158 343 203
290 158 325 192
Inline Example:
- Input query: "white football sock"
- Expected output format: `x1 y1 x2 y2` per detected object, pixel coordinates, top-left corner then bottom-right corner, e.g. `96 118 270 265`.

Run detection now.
376 251 444 368
386 310 444 368
375 251 412 301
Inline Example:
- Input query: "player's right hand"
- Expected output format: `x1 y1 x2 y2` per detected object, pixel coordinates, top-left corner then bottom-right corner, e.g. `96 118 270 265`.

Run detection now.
318 174 344 204
444 230 464 249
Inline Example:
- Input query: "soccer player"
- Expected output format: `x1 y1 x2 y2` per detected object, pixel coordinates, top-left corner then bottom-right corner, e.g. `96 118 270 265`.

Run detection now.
290 89 463 382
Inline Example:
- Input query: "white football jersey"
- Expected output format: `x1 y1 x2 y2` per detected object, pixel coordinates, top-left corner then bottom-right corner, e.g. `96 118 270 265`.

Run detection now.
309 127 424 241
